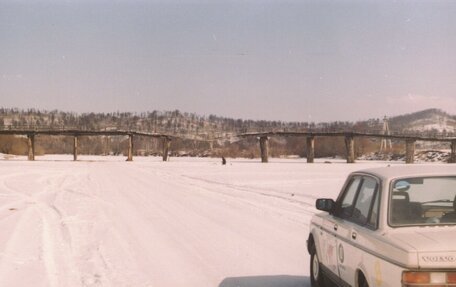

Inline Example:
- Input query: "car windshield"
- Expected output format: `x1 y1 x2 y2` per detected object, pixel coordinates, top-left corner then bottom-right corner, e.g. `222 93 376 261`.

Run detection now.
389 176 456 226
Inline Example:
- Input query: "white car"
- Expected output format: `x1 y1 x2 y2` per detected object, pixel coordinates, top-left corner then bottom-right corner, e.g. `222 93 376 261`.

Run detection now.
307 165 456 287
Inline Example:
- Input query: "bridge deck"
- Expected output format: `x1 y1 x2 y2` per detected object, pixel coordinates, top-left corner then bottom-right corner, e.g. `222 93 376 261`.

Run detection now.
238 131 456 142
0 129 172 138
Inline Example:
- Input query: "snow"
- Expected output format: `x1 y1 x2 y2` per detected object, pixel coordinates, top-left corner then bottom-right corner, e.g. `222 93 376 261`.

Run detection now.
0 155 399 287
407 114 456 133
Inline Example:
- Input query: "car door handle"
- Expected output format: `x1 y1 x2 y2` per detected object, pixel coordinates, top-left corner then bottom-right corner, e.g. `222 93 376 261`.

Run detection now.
352 232 357 240
334 224 338 231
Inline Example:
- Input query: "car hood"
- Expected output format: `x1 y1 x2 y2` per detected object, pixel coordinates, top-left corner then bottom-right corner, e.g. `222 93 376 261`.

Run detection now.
385 227 456 268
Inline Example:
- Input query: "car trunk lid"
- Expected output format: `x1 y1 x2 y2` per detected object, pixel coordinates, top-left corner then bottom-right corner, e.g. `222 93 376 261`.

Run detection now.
386 228 456 268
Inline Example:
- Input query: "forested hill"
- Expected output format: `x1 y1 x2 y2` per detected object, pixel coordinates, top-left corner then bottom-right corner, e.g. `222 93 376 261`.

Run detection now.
0 108 454 139
389 109 456 134
0 108 355 139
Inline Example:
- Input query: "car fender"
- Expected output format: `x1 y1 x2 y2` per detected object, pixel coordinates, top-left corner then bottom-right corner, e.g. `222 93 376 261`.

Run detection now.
307 215 323 251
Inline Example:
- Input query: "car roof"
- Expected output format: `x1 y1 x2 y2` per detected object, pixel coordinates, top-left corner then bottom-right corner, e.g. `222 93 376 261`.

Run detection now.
351 165 456 181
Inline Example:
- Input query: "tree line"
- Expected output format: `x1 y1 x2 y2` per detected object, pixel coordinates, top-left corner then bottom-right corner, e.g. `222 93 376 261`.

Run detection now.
0 108 452 158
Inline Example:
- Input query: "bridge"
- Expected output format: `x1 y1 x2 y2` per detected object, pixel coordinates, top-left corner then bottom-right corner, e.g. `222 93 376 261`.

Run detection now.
0 129 174 162
1 129 455 164
238 131 456 164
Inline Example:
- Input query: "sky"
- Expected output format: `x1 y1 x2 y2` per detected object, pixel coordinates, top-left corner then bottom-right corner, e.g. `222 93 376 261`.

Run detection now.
1 0 456 123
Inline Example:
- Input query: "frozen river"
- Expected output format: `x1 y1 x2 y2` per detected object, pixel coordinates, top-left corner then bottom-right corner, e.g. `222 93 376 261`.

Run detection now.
0 155 397 287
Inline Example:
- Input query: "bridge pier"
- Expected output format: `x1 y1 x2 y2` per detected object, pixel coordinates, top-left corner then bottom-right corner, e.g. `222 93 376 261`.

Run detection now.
449 140 456 163
306 136 315 163
104 136 110 156
162 138 171 161
344 135 355 163
209 141 214 151
127 134 133 161
27 134 35 161
73 136 78 161
405 139 415 164
259 136 269 163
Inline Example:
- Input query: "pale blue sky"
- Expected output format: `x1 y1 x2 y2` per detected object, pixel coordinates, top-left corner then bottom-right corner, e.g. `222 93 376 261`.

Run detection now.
1 0 456 122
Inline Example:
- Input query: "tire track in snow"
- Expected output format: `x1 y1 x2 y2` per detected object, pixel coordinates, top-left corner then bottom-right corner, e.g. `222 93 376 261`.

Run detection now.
78 165 236 285
107 168 243 285
42 169 117 287
36 203 76 287
0 169 80 286
119 165 309 284
136 164 318 206
76 171 133 287
181 174 318 206
130 165 316 224
32 172 80 287
130 172 225 265
85 165 165 286
0 208 41 285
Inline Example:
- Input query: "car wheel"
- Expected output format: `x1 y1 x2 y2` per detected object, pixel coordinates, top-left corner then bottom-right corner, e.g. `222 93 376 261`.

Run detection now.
310 246 326 287
359 273 369 287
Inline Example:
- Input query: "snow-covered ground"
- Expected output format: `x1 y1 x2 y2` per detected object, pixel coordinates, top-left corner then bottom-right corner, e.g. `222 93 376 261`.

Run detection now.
0 155 403 287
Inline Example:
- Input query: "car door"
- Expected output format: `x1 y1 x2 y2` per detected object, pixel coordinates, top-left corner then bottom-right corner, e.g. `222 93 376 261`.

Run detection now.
320 176 363 279
335 176 380 286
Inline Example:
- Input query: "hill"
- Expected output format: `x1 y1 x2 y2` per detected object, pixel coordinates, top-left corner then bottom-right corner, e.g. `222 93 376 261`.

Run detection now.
389 109 456 134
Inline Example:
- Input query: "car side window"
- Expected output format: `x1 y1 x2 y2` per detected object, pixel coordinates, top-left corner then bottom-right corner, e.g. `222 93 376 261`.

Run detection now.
338 176 362 219
352 177 378 226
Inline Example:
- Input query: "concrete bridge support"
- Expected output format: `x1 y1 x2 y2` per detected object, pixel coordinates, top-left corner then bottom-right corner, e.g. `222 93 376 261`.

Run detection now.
73 136 78 161
162 138 171 161
405 139 416 164
306 136 315 163
127 134 133 161
259 136 269 163
450 140 456 163
344 135 355 163
27 134 35 161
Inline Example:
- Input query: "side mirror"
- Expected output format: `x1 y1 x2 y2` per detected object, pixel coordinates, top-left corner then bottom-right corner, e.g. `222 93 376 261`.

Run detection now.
316 198 335 213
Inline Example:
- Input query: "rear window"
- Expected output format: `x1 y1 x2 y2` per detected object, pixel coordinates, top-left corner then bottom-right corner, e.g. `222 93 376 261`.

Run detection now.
389 176 456 226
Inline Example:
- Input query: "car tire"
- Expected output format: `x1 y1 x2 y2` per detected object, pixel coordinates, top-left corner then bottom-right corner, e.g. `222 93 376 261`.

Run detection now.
358 273 369 287
310 245 326 287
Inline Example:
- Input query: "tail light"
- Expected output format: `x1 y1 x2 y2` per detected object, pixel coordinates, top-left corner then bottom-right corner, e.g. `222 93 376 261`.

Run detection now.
448 273 456 284
403 271 456 286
